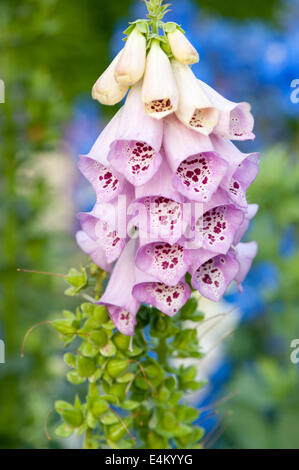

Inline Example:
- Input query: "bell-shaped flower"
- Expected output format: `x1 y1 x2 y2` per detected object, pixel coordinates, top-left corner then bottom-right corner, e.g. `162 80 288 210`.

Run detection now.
76 230 112 273
191 251 240 302
194 204 244 254
114 27 146 87
87 109 123 166
234 242 258 292
77 211 126 267
92 51 129 106
133 278 191 317
108 82 163 186
135 241 192 287
172 60 219 135
226 154 260 209
164 115 227 202
198 79 255 140
98 240 140 336
142 40 179 120
167 28 199 65
78 155 125 203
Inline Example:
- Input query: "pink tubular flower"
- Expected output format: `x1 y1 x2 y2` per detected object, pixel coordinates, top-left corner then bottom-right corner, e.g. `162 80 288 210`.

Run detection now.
77 211 126 266
86 109 122 166
108 82 163 186
135 241 191 287
198 79 255 140
98 240 140 336
142 40 179 119
234 242 258 292
191 251 240 302
234 204 259 245
78 156 124 203
77 10 260 334
92 51 129 106
164 115 228 202
114 27 146 87
76 230 112 273
172 60 219 135
133 279 191 317
167 29 199 65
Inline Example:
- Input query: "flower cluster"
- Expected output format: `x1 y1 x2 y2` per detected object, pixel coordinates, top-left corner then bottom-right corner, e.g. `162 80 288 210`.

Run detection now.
76 9 259 337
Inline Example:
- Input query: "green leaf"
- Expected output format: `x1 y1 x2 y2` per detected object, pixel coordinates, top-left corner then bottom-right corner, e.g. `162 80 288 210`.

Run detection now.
116 372 135 384
100 411 119 425
91 398 109 417
65 266 88 295
67 371 86 385
52 319 76 336
93 306 109 324
100 341 117 357
164 22 177 33
121 400 141 411
55 401 83 428
80 341 98 358
77 357 97 378
89 329 107 347
107 359 129 378
55 422 74 438
113 333 131 351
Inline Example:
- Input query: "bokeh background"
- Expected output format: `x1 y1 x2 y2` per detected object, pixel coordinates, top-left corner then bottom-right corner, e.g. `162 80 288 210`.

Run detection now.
0 0 298 449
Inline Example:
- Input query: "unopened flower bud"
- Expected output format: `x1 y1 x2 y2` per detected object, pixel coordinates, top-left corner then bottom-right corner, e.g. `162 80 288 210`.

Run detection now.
92 51 129 106
172 59 219 135
114 27 146 87
168 29 199 65
142 40 179 120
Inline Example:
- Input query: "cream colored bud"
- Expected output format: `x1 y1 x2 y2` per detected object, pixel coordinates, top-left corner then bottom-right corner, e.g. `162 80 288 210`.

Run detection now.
168 29 199 65
172 59 219 135
114 28 146 87
142 40 179 120
92 51 129 106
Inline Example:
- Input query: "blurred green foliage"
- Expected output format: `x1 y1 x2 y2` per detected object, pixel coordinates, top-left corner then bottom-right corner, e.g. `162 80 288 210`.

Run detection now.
221 147 299 449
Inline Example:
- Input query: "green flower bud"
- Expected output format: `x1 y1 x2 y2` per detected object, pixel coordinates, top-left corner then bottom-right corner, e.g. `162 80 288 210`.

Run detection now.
163 412 176 431
77 357 97 377
107 359 129 378
55 401 83 428
91 398 109 417
89 329 107 347
93 306 109 324
52 319 76 335
113 332 130 351
107 418 131 442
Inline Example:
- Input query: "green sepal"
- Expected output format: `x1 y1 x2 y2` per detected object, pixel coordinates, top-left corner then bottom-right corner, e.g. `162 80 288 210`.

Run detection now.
64 266 88 296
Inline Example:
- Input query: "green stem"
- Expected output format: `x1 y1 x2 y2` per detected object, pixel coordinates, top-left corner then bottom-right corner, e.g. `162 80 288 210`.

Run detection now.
84 382 98 449
157 337 168 366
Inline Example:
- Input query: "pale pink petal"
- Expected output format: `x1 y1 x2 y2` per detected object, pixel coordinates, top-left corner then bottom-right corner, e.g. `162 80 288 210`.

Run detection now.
133 279 191 317
76 231 112 272
173 151 228 203
234 204 259 245
234 242 258 292
196 205 244 254
98 240 140 336
198 79 255 140
191 252 240 302
108 83 163 186
78 156 124 203
227 154 260 208
88 109 122 166
78 212 125 264
136 242 191 287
